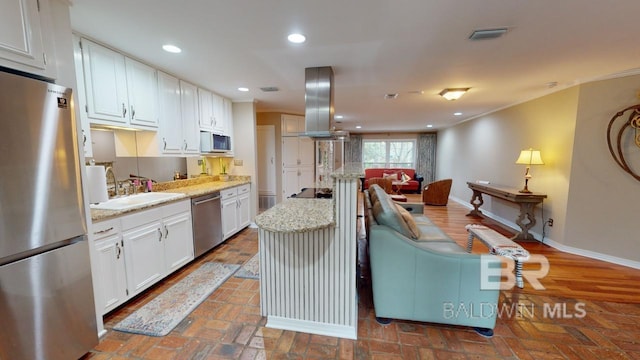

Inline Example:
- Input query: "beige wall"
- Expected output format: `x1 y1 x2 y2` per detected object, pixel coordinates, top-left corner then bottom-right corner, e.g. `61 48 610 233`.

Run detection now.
438 75 640 266
564 75 640 264
233 101 258 220
437 87 580 245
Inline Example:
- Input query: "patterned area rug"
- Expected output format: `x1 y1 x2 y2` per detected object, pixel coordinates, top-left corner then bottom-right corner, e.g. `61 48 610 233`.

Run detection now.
113 262 240 336
234 253 259 280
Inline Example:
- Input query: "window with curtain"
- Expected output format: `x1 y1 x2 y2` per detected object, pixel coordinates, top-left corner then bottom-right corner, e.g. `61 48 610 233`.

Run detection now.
362 139 416 168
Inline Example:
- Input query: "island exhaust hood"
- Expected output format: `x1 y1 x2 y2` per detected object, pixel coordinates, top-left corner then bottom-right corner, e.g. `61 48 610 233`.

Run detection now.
302 66 349 140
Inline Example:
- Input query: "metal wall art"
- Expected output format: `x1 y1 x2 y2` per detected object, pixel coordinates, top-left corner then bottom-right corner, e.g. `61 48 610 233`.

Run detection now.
606 104 640 181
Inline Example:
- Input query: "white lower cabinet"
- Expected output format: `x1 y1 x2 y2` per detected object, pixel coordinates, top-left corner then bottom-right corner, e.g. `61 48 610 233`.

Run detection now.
91 199 194 315
92 219 126 314
221 184 251 240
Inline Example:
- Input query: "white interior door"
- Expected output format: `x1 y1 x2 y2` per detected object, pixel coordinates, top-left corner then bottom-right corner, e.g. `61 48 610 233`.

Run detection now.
257 125 276 195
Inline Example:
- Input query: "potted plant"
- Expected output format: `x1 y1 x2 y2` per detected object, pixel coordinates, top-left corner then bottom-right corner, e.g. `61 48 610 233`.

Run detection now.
219 159 229 181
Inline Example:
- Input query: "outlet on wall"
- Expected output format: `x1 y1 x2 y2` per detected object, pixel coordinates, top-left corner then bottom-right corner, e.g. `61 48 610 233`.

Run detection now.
547 218 554 227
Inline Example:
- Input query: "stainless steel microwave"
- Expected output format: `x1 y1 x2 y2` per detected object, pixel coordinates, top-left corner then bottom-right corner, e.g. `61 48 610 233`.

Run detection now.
200 131 231 152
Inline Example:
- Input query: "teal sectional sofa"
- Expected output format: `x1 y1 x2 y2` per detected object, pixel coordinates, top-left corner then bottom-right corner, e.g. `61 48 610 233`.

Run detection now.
365 184 501 335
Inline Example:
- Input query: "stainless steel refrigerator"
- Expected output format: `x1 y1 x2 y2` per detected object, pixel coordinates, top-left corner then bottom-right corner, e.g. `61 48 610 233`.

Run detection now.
0 70 98 359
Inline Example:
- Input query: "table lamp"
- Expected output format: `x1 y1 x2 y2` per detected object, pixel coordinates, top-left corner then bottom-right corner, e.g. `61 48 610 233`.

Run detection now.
515 148 544 193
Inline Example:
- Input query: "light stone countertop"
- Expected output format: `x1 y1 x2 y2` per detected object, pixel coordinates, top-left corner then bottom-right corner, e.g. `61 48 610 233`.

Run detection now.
90 176 251 222
254 198 334 233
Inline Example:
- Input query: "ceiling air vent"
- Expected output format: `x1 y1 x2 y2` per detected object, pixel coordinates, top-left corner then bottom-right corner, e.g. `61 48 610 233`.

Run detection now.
469 28 508 40
260 86 279 92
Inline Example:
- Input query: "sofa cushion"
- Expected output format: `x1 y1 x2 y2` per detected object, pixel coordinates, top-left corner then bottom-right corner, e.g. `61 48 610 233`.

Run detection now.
414 241 468 254
415 225 453 242
382 172 398 181
395 204 420 239
371 189 415 240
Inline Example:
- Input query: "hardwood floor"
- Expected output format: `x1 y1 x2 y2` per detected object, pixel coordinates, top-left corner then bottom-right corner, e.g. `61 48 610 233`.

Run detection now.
83 196 640 359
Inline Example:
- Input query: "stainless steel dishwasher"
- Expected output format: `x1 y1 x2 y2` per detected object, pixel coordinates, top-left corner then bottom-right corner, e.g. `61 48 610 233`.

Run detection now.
191 192 223 257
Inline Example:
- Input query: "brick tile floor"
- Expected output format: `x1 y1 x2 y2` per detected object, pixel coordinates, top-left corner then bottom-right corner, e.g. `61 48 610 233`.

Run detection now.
83 227 640 359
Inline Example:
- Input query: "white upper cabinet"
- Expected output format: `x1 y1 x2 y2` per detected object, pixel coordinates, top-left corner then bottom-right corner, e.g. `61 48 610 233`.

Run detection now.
212 92 225 134
157 71 183 154
0 0 56 79
81 39 129 125
281 114 305 136
72 35 92 158
180 80 200 154
198 88 214 131
79 38 158 129
125 57 158 128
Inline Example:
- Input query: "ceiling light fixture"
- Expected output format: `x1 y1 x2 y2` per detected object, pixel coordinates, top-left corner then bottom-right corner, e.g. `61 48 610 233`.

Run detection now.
384 93 399 99
287 33 306 43
355 125 362 129
238 87 249 92
454 112 463 116
469 28 508 41
426 125 433 128
439 88 470 101
162 44 182 53
335 115 343 119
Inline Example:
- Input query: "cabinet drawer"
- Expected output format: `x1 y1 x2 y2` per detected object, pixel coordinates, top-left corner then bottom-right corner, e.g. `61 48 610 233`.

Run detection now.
220 187 237 200
91 219 121 240
121 207 163 231
237 184 250 196
161 199 190 217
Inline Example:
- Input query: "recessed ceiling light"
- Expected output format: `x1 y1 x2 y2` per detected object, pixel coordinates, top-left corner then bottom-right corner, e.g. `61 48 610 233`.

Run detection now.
454 112 463 116
426 125 433 128
335 115 343 119
384 93 399 99
287 33 306 43
355 125 362 129
238 87 249 92
162 44 182 53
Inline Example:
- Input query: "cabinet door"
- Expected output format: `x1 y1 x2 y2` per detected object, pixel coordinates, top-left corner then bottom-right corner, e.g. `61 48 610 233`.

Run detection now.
94 235 128 314
198 88 214 131
282 167 301 198
212 93 225 134
281 114 304 136
81 39 129 125
0 0 48 74
298 137 315 167
72 35 93 158
125 57 158 128
163 211 194 274
282 137 300 167
223 97 234 149
221 197 239 240
180 80 200 153
237 192 251 229
299 167 315 190
123 221 165 296
157 71 183 154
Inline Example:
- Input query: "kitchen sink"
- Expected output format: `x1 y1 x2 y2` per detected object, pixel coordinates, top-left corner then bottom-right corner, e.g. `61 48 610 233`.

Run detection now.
90 192 185 211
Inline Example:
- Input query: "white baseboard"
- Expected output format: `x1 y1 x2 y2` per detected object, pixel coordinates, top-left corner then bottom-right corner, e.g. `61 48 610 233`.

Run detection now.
449 196 640 270
266 316 357 340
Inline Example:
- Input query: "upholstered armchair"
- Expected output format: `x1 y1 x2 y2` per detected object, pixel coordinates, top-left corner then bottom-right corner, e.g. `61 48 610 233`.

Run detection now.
422 179 453 206
368 177 393 194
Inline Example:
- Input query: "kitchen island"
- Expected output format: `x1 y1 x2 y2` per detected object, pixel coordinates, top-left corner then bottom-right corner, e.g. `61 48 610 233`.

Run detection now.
254 164 363 339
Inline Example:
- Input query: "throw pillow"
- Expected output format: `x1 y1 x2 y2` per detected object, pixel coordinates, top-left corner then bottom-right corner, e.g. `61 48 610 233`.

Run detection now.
382 172 398 181
395 204 421 239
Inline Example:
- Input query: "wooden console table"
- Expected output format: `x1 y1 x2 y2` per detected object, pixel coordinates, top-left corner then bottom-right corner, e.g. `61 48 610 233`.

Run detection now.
466 182 547 241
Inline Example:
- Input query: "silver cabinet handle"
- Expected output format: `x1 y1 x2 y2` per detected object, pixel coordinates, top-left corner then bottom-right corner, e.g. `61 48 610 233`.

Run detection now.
93 226 114 235
163 137 167 150
130 105 135 120
164 225 169 239
115 243 121 259
82 130 87 146
122 103 127 118
183 140 188 150
158 228 163 242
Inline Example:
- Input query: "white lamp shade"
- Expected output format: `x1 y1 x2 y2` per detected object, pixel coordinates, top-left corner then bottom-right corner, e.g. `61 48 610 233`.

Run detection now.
516 149 544 165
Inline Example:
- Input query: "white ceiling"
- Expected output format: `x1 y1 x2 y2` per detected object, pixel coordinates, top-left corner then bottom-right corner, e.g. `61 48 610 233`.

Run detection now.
69 0 640 133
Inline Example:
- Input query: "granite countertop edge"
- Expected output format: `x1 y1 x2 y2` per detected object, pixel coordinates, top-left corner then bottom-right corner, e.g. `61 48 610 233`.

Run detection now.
254 198 334 233
91 178 251 222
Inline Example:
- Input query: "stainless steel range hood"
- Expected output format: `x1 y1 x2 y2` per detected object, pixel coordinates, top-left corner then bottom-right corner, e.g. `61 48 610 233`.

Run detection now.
302 66 349 140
